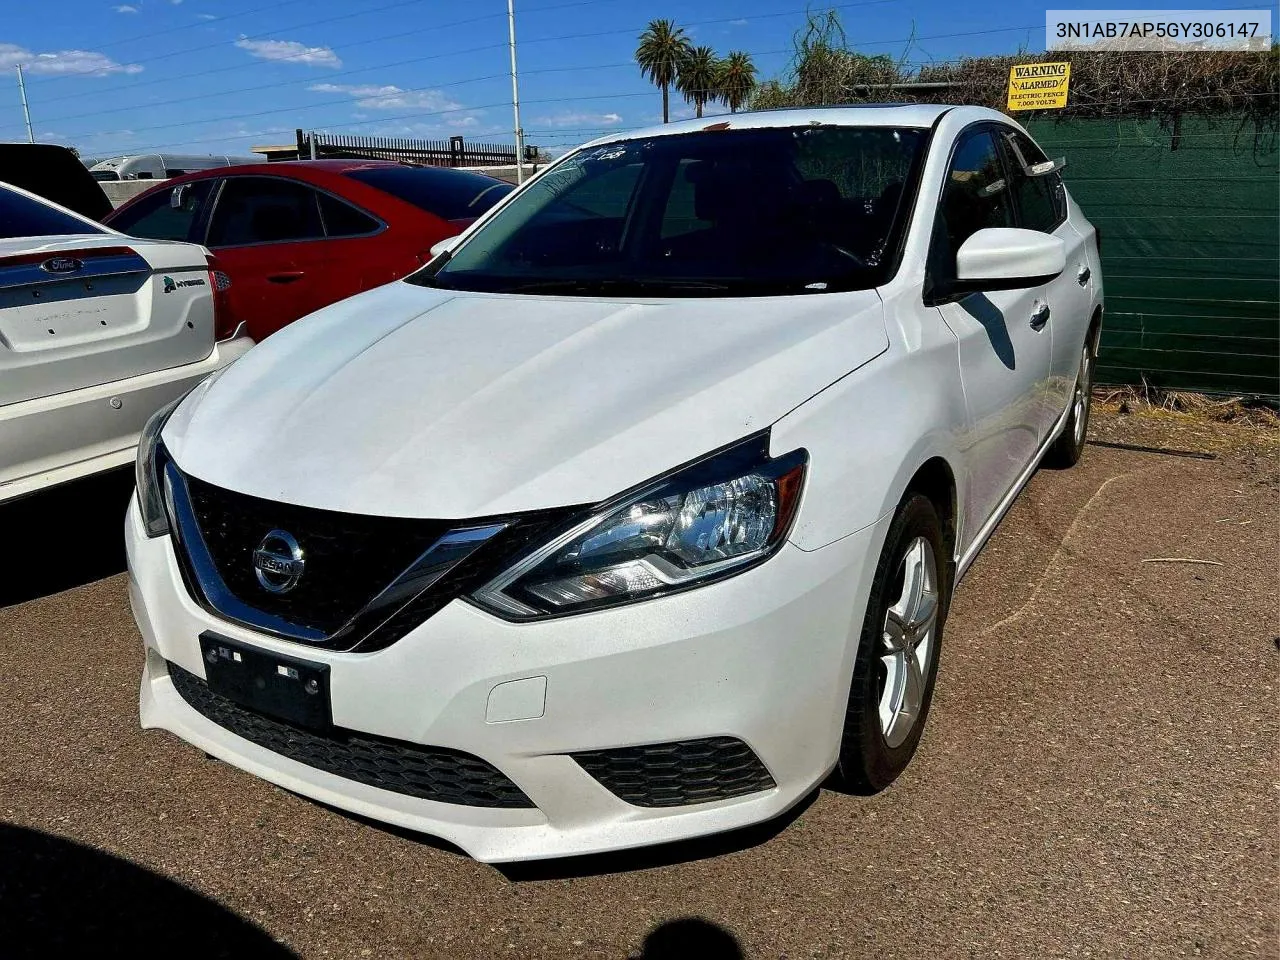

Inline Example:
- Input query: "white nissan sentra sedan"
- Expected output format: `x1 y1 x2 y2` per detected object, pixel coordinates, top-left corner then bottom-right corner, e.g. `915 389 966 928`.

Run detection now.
126 105 1102 862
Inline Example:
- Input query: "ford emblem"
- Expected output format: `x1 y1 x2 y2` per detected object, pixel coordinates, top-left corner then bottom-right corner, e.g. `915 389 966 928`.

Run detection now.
39 256 84 275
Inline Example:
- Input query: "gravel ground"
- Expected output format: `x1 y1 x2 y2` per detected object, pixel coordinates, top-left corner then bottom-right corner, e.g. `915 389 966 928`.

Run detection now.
1 408 1276 959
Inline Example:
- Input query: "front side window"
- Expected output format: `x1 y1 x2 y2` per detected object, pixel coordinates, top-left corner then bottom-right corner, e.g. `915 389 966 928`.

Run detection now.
0 184 105 239
108 180 214 242
939 130 1015 254
206 177 325 247
414 125 928 296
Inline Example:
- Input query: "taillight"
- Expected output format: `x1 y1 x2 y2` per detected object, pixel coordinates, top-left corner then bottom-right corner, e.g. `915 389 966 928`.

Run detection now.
206 256 237 340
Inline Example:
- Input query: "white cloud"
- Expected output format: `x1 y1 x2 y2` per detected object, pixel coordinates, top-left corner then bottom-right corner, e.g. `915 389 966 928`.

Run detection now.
113 5 139 13
196 12 216 19
730 18 749 26
308 82 464 112
534 111 623 128
235 37 341 68
0 42 142 76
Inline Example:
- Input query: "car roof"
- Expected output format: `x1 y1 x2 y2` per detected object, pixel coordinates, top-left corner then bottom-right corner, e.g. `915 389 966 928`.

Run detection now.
578 104 1008 148
158 158 504 183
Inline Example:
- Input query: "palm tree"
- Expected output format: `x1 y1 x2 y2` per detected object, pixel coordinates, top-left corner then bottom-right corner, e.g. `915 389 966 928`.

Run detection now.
677 45 720 119
635 19 692 124
717 51 758 113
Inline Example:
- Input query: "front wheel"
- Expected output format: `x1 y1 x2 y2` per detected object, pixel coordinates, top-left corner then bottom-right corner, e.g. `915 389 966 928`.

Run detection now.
1044 332 1096 468
834 494 950 794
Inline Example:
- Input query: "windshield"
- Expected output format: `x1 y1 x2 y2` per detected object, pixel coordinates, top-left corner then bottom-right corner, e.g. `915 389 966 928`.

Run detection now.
414 125 927 297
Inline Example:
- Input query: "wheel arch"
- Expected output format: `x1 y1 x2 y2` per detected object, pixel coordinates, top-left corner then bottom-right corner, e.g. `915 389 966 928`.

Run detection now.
904 456 958 568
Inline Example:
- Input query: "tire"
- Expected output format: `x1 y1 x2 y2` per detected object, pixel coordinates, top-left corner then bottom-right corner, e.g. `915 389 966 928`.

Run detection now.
834 493 950 794
1044 329 1096 469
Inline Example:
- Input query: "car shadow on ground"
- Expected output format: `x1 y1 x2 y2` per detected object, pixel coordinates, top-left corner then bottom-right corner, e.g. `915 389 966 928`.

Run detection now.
0 822 296 958
634 917 744 958
0 467 135 608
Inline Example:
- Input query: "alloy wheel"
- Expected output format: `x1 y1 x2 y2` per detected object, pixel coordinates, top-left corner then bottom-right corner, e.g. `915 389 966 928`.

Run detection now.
879 536 939 748
1073 343 1092 448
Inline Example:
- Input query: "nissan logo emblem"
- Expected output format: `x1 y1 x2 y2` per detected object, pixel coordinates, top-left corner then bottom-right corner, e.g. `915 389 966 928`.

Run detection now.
252 530 306 594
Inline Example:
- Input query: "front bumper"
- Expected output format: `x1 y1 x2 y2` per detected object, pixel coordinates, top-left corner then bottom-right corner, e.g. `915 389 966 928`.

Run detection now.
127 497 887 862
0 334 254 503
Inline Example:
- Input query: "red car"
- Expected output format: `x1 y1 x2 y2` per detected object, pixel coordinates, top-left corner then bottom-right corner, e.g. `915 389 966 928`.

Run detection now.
104 160 512 341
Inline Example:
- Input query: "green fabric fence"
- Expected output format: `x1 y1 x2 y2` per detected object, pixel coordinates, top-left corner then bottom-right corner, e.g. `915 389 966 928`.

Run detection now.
1026 117 1279 398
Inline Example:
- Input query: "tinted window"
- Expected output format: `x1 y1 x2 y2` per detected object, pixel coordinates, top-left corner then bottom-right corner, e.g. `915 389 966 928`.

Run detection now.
108 180 214 242
415 126 928 297
206 177 324 246
345 167 513 221
938 130 1015 256
0 184 105 239
1000 130 1066 232
318 192 380 237
0 144 114 220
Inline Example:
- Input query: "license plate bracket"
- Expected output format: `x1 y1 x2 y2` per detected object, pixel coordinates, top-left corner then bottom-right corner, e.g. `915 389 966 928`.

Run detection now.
198 632 331 731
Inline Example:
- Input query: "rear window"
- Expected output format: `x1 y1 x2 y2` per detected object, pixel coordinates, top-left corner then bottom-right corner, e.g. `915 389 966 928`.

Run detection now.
0 144 114 220
0 184 105 239
345 167 512 221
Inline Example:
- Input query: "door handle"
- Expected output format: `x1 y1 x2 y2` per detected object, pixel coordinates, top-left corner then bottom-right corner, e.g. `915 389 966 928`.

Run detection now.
266 271 305 284
1076 264 1091 286
1029 300 1051 331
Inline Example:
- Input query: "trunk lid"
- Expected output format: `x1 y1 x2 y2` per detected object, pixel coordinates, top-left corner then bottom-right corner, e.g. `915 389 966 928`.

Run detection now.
0 235 218 406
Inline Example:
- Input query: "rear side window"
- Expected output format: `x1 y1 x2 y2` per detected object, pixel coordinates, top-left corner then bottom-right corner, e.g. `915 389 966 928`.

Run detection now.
317 193 380 238
0 184 104 239
108 180 214 242
207 177 325 247
1000 130 1066 233
345 167 513 221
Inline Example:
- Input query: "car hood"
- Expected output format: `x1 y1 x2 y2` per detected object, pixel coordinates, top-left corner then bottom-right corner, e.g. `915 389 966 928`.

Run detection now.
165 281 887 518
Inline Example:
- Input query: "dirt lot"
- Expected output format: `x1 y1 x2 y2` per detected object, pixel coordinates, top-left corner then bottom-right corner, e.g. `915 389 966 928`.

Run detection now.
1 406 1276 959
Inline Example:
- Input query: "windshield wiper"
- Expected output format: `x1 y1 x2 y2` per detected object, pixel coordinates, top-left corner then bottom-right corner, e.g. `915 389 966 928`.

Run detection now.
503 278 731 295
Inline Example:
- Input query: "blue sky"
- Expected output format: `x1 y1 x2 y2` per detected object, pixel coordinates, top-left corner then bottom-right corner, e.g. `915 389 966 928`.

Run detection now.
1 0 1271 158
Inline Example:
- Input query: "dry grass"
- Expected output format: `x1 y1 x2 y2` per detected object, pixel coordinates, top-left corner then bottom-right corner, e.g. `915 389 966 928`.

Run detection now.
1096 383 1280 427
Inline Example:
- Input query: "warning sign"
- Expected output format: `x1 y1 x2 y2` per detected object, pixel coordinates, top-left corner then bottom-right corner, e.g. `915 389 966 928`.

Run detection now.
1007 61 1071 111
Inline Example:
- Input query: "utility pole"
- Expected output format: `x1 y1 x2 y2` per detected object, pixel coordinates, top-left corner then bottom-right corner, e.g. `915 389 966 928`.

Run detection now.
506 0 526 184
16 64 34 143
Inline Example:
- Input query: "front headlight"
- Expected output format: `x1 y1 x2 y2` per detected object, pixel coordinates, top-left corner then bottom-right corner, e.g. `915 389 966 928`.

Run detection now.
470 433 807 619
135 396 183 538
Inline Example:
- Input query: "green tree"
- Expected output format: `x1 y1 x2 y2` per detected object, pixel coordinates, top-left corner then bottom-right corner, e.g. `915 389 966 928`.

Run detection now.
717 51 758 113
678 44 721 118
635 19 692 123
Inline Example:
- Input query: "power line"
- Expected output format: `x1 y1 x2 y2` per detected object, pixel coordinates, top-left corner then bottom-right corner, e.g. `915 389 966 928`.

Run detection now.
91 0 317 52
27 0 634 103
29 0 895 101
79 88 1279 157
25 11 1019 141
31 0 442 84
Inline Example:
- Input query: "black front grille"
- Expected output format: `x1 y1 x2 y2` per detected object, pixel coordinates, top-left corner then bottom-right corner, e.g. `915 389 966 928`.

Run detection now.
572 737 775 807
168 662 535 809
183 473 450 638
164 458 582 652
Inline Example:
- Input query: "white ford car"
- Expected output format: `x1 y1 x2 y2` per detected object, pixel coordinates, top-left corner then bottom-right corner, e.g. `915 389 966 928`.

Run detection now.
0 181 252 503
126 105 1102 862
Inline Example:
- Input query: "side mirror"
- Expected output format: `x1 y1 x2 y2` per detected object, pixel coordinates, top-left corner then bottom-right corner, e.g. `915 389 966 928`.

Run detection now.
954 227 1065 293
429 235 461 260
